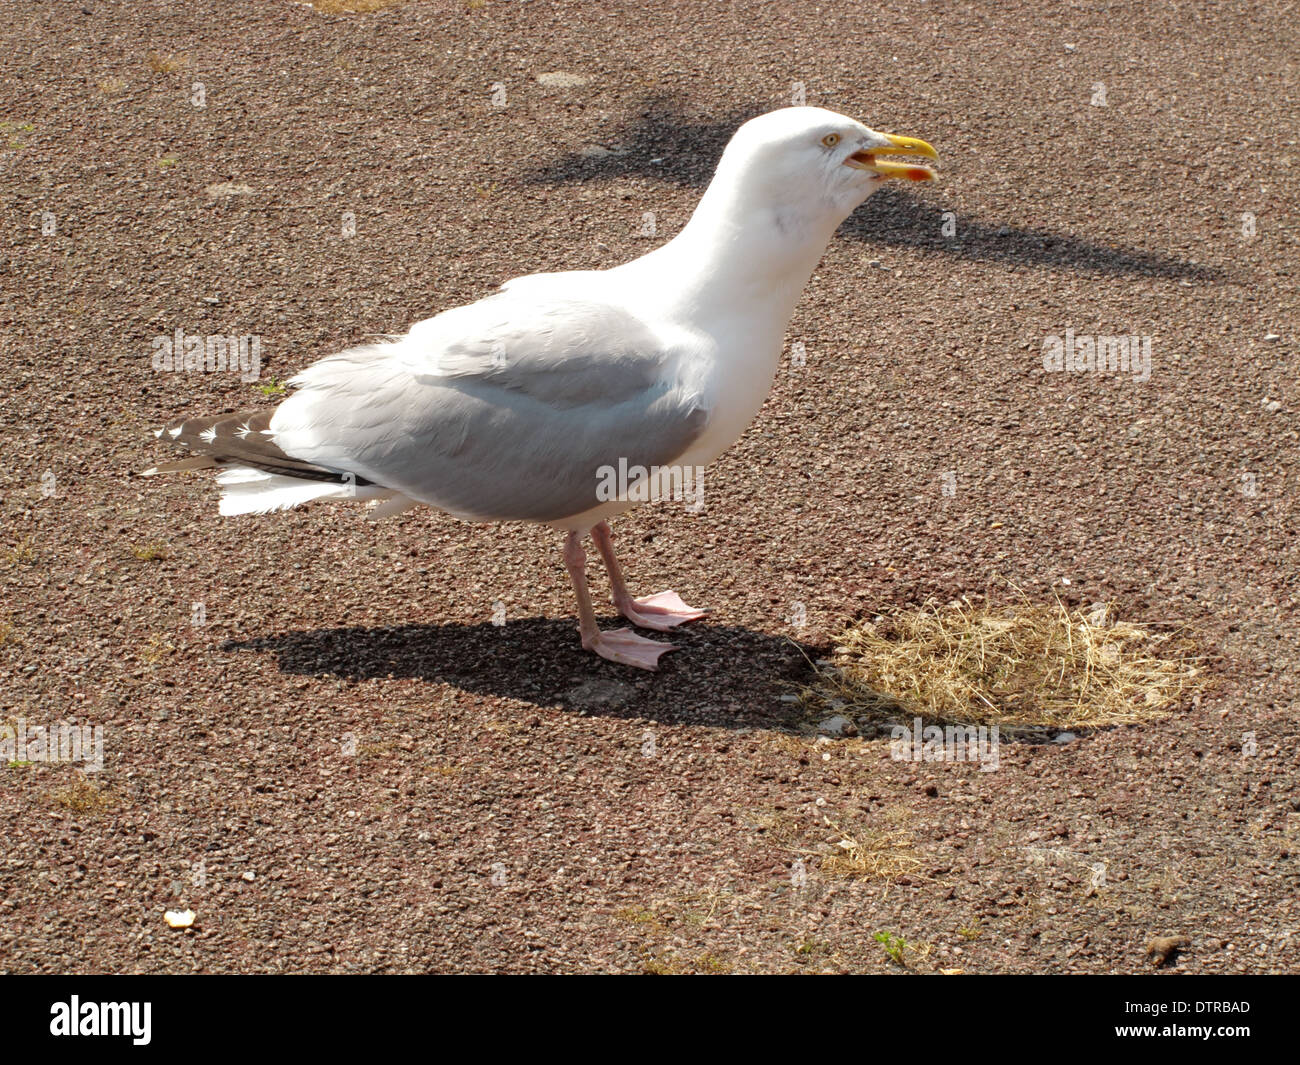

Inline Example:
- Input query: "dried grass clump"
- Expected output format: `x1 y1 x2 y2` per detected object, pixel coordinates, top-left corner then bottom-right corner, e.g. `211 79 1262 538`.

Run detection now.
805 592 1207 731
816 824 922 882
145 52 189 73
51 778 117 815
306 0 408 13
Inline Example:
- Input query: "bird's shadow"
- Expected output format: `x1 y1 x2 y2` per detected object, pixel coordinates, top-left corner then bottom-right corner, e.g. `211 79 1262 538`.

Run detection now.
526 95 1218 280
226 617 1096 744
224 617 821 730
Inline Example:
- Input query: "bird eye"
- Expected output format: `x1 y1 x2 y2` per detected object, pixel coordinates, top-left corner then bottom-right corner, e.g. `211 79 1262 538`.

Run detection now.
821 133 841 148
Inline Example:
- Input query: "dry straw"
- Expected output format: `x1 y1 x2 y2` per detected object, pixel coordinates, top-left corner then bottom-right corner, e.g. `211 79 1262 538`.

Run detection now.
803 589 1208 731
815 822 923 881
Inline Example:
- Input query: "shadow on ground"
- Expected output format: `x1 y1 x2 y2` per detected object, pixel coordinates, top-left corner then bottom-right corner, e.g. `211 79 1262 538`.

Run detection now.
225 617 821 729
526 96 1218 280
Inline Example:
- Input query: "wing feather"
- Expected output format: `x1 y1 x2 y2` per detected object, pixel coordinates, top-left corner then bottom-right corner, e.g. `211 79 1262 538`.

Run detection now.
270 293 709 522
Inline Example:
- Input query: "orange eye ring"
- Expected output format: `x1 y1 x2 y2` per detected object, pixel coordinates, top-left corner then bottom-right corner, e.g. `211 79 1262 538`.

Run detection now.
821 133 841 148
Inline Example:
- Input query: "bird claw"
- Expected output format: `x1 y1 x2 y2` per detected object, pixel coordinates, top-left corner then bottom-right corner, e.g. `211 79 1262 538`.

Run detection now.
587 627 678 670
618 590 709 632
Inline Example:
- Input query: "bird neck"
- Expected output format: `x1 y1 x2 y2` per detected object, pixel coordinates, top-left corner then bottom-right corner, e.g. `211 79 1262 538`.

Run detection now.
629 183 848 332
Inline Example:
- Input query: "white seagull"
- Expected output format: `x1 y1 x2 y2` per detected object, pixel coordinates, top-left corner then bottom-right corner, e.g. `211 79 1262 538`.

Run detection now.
146 106 937 670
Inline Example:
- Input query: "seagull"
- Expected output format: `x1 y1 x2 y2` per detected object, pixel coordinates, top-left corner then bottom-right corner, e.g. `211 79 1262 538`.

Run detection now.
145 106 937 670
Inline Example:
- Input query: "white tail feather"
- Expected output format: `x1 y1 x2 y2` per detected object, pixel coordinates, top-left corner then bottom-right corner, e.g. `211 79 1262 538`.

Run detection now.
366 494 420 520
216 467 389 516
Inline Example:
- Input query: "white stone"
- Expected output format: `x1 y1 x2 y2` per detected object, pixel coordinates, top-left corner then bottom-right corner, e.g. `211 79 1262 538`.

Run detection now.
537 72 590 88
205 182 255 198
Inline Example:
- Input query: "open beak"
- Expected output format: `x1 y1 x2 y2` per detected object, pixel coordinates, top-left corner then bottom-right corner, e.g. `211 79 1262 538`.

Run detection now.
846 133 939 181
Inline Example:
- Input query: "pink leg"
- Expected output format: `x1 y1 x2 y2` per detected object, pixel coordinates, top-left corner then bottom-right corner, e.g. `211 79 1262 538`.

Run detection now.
562 530 677 670
590 521 708 632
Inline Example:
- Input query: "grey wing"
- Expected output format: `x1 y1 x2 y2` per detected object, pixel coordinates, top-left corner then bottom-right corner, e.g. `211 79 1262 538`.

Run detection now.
268 294 709 523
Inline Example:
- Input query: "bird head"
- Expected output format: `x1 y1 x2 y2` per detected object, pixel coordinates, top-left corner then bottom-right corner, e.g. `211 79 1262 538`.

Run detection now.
715 106 938 219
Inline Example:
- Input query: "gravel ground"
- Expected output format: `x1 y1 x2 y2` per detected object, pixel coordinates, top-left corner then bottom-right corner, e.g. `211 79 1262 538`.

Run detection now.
1 0 1296 974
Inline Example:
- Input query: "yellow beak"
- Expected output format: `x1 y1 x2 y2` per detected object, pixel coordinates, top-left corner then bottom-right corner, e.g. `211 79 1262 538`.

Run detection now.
845 133 939 181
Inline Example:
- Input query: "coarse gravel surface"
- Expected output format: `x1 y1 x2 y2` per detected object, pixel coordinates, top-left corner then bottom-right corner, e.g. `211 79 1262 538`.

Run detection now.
1 0 1296 974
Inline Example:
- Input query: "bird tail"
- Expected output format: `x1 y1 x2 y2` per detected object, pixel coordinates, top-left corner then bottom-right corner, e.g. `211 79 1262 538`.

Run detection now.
143 408 410 516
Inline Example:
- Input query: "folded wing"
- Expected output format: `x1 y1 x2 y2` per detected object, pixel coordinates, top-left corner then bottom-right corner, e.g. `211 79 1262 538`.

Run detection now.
263 291 710 523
